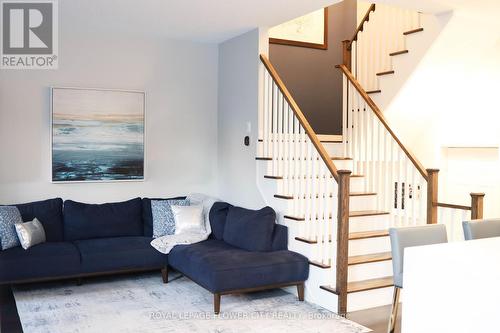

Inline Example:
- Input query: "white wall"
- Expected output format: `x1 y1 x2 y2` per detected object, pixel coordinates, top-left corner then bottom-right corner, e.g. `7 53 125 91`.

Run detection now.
0 4 218 204
382 8 500 217
216 28 267 209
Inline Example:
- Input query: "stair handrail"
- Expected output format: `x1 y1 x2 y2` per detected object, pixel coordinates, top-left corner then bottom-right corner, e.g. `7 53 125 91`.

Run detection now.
347 3 376 51
336 64 428 180
260 54 340 182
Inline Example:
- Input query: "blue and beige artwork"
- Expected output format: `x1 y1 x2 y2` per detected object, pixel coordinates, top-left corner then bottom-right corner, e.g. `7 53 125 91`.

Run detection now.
52 88 145 182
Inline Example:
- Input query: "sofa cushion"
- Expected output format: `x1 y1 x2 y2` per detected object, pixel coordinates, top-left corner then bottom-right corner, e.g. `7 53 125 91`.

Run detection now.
74 237 167 273
64 198 143 241
223 206 275 252
0 242 81 282
142 197 186 237
169 239 309 293
209 202 232 240
14 198 64 242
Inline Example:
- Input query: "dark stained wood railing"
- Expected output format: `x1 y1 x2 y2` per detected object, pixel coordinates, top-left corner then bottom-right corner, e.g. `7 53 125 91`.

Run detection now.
337 64 428 181
348 3 376 50
336 170 351 316
342 4 376 72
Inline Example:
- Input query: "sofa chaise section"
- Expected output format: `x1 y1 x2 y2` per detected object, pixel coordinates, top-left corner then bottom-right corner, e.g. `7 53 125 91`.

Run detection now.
167 203 310 314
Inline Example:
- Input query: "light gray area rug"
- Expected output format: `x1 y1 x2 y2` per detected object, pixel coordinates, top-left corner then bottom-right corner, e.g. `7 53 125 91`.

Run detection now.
13 273 371 333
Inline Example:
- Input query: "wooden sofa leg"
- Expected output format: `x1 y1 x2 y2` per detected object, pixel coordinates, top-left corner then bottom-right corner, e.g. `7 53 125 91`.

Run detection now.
76 278 83 286
214 293 221 314
297 283 305 301
161 266 168 284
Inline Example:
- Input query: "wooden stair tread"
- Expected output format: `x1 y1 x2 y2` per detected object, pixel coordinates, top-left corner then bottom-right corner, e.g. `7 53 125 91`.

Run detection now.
366 90 381 94
264 175 335 180
295 230 390 244
389 50 409 56
347 276 394 293
349 229 389 240
285 209 389 221
295 237 317 244
319 285 337 294
348 252 392 265
349 210 390 217
376 70 395 76
255 157 272 161
403 27 424 35
331 156 353 160
284 215 305 221
309 260 331 269
274 194 294 200
276 192 375 200
349 192 376 196
320 276 394 294
264 175 283 180
351 174 364 178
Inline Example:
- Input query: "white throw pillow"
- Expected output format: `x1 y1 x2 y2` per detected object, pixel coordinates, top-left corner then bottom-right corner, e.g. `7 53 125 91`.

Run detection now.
15 218 46 250
172 205 205 235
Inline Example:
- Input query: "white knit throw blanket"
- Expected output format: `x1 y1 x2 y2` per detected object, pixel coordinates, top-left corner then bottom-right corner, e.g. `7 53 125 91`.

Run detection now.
150 193 218 254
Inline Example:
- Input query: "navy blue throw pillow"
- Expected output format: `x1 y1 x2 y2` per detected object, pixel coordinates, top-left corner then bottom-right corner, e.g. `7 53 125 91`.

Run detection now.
223 206 276 252
64 198 143 241
14 198 64 242
209 202 232 240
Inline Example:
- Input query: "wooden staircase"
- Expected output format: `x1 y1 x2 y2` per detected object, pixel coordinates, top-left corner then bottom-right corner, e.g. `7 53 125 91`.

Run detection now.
256 3 486 315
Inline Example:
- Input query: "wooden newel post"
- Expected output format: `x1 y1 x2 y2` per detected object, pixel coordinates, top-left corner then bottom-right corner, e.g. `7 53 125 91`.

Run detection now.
426 169 439 224
470 193 485 220
342 40 351 71
336 170 351 316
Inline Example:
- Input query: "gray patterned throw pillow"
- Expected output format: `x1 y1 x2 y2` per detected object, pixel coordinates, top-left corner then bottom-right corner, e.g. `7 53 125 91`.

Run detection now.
0 206 22 250
151 199 189 238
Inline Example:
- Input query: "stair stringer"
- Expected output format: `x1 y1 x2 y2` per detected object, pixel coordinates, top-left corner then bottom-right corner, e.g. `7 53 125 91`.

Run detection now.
372 12 450 110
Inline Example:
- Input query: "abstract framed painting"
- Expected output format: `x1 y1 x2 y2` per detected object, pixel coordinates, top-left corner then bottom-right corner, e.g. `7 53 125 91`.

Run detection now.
269 8 328 50
51 87 145 183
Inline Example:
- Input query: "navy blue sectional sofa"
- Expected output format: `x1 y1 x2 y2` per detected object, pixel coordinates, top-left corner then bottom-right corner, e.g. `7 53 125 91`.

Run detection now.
0 197 168 284
0 198 309 314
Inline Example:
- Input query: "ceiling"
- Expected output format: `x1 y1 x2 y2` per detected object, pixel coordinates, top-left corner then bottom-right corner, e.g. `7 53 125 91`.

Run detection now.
62 0 499 44
62 0 340 43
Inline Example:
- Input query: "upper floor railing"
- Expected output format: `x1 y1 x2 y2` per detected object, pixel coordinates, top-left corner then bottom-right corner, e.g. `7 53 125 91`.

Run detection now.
344 3 421 92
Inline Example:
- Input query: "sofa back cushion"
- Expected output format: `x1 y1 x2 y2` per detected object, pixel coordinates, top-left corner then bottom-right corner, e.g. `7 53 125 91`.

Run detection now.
142 197 186 237
14 198 64 242
209 202 232 240
223 206 276 252
64 198 143 241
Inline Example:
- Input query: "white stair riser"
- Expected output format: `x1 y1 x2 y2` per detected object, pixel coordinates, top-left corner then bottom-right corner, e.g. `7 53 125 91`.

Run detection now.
347 286 394 312
272 193 377 213
331 160 353 171
321 142 345 157
350 195 377 211
348 236 391 256
348 260 394 282
350 177 365 192
349 214 392 233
